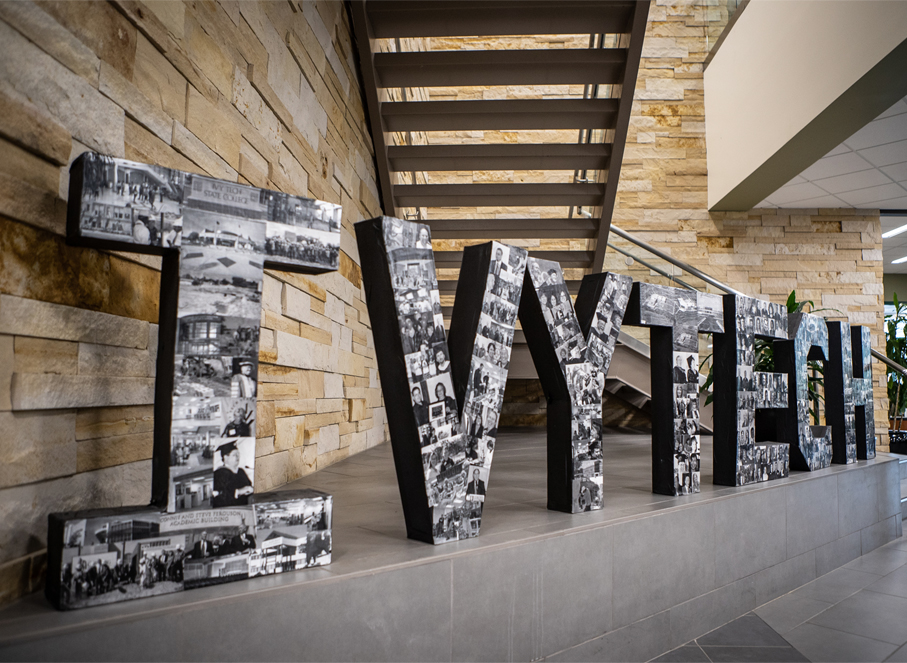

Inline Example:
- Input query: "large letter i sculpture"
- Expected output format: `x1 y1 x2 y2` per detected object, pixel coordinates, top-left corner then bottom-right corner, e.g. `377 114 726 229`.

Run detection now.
45 153 339 610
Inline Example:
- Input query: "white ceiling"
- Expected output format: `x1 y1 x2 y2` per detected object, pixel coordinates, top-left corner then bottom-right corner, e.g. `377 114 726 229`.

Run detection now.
756 95 907 209
882 214 907 274
754 95 907 274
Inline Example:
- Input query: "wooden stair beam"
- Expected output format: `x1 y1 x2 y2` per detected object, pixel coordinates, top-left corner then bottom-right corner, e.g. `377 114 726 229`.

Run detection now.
374 49 627 87
437 279 583 295
425 218 598 239
382 99 619 132
394 183 604 208
387 143 611 172
434 250 593 268
367 1 637 39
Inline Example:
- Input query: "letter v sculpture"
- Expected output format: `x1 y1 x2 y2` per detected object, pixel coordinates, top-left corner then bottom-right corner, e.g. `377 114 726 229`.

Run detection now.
356 216 527 543
45 153 339 610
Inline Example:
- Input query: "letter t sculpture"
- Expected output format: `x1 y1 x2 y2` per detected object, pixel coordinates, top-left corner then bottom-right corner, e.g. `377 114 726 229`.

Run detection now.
44 153 341 610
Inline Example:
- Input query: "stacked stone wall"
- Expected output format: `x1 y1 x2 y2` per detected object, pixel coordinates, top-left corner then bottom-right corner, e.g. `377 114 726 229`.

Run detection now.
0 0 386 605
609 0 888 445
412 1 888 448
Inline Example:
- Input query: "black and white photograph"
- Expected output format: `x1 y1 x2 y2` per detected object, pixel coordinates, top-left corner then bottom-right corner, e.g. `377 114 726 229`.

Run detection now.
169 397 244 512
755 371 788 409
211 437 256 507
382 218 480 543
789 312 832 471
572 460 603 512
853 325 877 459
627 282 725 496
57 511 183 610
160 507 255 589
250 491 333 575
697 292 724 332
716 294 792 486
586 274 631 374
523 263 636 510
264 195 341 271
464 465 489 503
168 456 213 512
76 153 187 247
172 212 264 399
827 321 876 465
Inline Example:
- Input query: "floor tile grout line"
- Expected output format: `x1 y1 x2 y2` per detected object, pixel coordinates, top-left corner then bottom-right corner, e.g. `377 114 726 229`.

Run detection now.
696 644 800 648
796 620 907 650
696 642 713 663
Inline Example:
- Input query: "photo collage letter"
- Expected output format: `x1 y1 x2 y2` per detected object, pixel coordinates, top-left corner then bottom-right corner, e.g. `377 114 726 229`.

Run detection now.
355 217 526 544
519 261 632 513
853 326 877 460
826 321 877 464
624 283 724 496
713 294 790 487
774 312 832 472
46 153 340 610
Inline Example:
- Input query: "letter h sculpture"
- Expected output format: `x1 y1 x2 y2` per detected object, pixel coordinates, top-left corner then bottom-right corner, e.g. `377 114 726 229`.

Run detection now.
45 153 338 610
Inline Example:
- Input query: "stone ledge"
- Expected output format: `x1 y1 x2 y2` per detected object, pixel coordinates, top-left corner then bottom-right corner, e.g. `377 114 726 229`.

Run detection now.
11 374 155 411
0 295 150 349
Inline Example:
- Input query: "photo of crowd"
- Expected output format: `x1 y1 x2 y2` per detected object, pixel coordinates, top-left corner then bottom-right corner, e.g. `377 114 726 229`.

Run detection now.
263 194 340 272
755 371 788 409
161 507 256 589
75 153 187 248
57 511 185 609
52 486 334 610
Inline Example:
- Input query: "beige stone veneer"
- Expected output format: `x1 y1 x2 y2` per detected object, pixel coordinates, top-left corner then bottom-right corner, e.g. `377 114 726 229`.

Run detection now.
0 0 385 605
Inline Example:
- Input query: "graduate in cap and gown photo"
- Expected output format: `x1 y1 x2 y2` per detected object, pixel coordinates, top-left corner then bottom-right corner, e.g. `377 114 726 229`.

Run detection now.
212 441 253 507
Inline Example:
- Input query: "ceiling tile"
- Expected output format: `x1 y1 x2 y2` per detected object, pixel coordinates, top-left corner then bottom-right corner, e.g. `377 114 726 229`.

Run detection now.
879 196 907 210
814 168 893 194
844 112 907 151
881 161 907 184
765 182 829 205
878 97 907 120
859 140 907 168
771 193 847 208
837 183 907 206
799 151 875 180
823 143 852 157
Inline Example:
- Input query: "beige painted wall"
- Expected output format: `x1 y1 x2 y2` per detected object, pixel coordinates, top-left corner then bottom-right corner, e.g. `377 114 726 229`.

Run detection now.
0 0 386 605
705 0 907 209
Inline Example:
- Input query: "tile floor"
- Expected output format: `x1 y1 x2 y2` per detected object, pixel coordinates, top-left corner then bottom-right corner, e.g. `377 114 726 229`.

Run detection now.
653 531 907 662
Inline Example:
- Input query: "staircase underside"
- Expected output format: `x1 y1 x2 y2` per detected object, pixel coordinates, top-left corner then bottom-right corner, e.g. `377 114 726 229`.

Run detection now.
349 0 653 409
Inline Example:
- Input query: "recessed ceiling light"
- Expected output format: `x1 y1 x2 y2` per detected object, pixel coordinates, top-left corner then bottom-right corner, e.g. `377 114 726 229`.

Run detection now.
892 256 907 264
883 222 907 238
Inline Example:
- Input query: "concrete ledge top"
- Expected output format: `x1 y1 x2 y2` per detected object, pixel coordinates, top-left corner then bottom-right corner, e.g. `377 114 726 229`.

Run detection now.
0 430 898 649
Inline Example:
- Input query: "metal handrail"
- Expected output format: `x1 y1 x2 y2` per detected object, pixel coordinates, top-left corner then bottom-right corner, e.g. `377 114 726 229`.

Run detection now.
609 224 746 296
873 349 907 376
607 225 907 377
607 241 697 291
